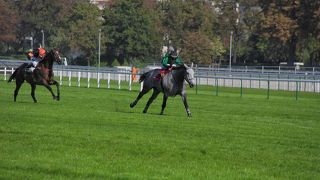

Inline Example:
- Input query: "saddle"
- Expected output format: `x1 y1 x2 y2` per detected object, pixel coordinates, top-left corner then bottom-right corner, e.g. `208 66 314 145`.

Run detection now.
25 66 41 82
154 67 173 80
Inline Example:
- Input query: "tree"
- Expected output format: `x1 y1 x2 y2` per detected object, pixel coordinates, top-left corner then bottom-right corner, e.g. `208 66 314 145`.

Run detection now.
158 0 222 64
64 2 102 66
13 0 78 51
103 0 161 66
181 32 225 64
0 0 19 53
257 0 320 65
0 0 18 42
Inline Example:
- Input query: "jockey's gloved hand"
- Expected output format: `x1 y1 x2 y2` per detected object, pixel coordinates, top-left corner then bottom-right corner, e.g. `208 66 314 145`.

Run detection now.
172 64 177 67
166 64 170 67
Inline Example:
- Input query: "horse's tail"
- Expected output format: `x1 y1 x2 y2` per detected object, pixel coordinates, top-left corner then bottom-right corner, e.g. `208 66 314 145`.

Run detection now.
139 72 147 83
7 68 18 83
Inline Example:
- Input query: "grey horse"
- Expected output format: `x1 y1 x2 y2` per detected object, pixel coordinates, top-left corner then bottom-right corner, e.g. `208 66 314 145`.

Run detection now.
130 64 195 117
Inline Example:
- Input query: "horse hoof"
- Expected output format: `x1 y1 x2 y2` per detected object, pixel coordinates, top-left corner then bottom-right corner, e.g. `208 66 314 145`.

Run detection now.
56 96 60 101
143 110 147 113
188 113 192 117
34 101 37 103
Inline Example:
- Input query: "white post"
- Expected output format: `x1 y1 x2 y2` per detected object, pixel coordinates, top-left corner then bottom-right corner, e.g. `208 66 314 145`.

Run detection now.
98 29 101 71
4 67 6 81
118 74 121 89
11 67 14 74
313 67 315 76
87 72 90 88
98 29 101 88
107 73 110 89
129 74 132 91
140 81 144 92
97 72 100 88
41 29 45 48
68 71 71 87
229 31 233 73
59 70 62 85
78 72 81 87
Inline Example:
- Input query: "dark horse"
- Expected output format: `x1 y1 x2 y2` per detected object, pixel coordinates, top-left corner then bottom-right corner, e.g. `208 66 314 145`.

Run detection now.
7 49 62 103
130 64 195 117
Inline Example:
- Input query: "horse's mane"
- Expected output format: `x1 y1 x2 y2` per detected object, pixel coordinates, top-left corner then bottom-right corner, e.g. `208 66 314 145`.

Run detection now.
173 64 188 71
38 50 53 65
37 50 56 80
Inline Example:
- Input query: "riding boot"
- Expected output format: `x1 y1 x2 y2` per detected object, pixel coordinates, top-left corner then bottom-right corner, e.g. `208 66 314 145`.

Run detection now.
25 63 34 73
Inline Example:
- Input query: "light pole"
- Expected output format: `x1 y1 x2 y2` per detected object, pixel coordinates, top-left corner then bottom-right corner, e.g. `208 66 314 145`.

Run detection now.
41 29 44 48
229 31 233 73
98 29 101 70
233 2 239 64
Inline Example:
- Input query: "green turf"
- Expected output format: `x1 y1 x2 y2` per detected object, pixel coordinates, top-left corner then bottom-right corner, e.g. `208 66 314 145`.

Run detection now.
0 79 319 179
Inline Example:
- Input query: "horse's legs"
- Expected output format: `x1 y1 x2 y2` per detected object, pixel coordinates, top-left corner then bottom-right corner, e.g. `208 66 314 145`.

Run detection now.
160 94 168 115
30 84 37 103
50 80 60 101
14 80 23 102
143 89 160 113
181 93 192 117
41 80 57 100
130 88 150 108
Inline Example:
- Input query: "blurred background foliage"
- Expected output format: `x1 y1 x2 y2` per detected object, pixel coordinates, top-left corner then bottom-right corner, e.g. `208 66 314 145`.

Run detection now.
0 0 319 66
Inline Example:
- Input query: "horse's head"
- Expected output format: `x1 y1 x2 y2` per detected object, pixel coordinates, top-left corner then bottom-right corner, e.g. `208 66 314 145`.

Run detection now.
38 49 62 67
50 49 62 64
183 64 195 88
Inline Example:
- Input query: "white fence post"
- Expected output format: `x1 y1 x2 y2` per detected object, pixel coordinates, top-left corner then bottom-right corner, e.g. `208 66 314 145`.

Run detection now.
59 70 63 85
107 73 110 89
313 67 315 76
118 74 121 89
279 66 281 74
68 71 71 87
4 67 6 81
140 81 143 92
129 74 132 91
87 72 90 88
78 71 81 87
97 72 100 88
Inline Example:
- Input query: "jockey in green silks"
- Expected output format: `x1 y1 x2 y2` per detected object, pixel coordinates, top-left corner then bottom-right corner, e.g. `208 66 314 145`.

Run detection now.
161 46 183 69
156 46 183 79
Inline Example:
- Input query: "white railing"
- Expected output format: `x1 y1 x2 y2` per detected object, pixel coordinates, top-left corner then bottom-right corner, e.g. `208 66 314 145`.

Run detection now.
195 75 320 94
1 66 320 93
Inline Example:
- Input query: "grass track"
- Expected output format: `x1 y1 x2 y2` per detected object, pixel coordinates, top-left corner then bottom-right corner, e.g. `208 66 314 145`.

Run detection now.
0 80 320 179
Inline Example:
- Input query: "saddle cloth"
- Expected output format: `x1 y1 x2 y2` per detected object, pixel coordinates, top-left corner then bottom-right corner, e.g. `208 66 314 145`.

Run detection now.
154 68 173 80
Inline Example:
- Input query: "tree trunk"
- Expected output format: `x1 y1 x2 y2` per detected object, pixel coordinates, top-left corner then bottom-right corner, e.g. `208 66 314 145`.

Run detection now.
233 40 237 64
288 35 297 66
